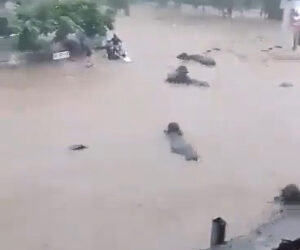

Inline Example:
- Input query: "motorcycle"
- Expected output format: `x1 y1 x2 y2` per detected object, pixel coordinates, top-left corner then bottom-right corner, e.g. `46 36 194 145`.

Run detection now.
105 40 132 63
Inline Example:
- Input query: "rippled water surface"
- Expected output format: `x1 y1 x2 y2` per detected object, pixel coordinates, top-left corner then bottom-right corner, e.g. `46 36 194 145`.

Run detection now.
1 5 300 250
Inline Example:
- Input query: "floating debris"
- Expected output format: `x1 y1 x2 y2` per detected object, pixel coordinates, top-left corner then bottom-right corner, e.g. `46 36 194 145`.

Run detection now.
279 82 293 88
69 144 88 151
261 45 283 52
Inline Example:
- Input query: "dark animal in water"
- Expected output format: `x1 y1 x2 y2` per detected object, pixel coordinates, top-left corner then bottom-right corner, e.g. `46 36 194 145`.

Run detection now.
279 82 293 88
164 123 198 161
274 238 300 250
280 184 300 204
166 66 209 87
274 45 283 49
165 122 183 135
70 144 88 151
177 53 216 66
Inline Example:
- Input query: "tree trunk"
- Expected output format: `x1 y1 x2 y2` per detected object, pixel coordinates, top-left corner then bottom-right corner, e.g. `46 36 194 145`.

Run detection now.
264 0 283 20
124 0 130 16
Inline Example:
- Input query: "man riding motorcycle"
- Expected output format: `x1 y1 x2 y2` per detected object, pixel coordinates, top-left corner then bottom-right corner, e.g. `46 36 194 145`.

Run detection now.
106 34 126 60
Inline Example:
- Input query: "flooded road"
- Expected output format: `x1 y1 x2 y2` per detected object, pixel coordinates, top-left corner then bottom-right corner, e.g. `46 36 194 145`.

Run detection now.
1 5 300 250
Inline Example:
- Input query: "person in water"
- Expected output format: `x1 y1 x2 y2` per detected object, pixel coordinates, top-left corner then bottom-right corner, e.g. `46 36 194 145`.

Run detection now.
111 34 122 46
85 46 93 68
111 34 126 56
106 40 118 60
81 42 93 67
78 34 93 67
106 34 125 59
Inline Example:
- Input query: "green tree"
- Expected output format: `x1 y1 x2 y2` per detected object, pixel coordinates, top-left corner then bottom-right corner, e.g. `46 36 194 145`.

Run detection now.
15 0 115 51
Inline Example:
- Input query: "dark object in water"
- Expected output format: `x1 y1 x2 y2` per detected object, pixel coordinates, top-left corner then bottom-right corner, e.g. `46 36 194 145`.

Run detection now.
177 52 216 66
166 66 209 87
274 238 300 250
164 123 198 161
164 122 183 136
279 82 293 88
280 184 300 204
261 46 282 52
210 217 227 247
212 48 221 51
206 50 212 53
176 65 189 74
70 144 88 151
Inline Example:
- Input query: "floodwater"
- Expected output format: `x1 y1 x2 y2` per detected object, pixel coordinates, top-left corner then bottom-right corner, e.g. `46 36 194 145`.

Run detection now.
1 4 300 250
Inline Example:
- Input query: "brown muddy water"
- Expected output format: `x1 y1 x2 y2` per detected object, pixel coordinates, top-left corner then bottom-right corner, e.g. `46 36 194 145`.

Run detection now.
1 4 300 250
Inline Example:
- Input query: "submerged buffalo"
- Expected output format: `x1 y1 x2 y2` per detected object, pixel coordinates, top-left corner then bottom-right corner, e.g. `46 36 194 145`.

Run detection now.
275 238 300 250
166 66 209 87
177 52 216 67
164 122 198 161
280 184 300 204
